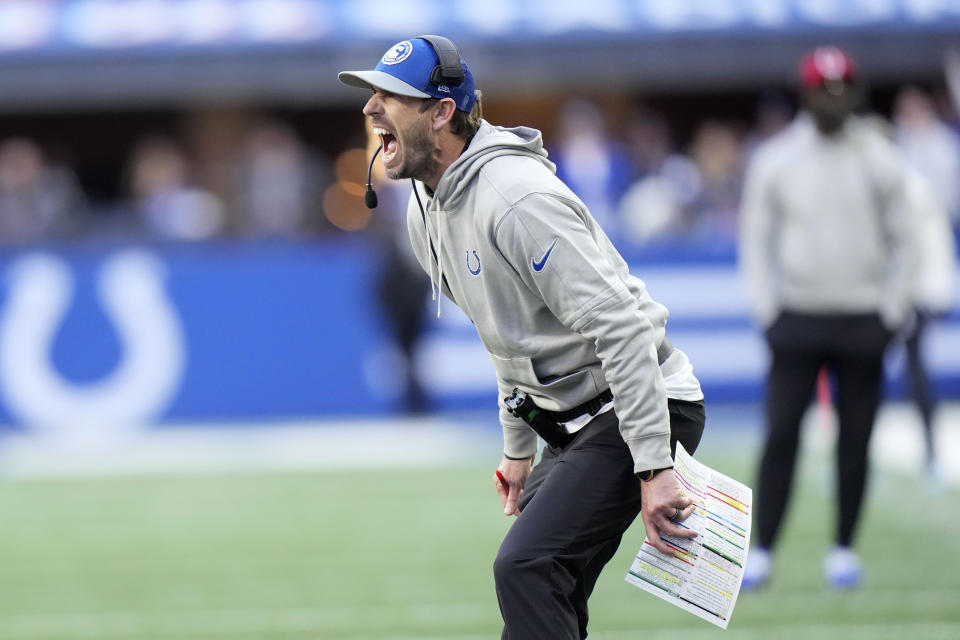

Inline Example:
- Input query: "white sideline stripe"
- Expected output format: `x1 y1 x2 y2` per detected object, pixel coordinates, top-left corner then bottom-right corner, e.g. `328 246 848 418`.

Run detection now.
0 418 502 478
0 403 956 485
0 590 958 638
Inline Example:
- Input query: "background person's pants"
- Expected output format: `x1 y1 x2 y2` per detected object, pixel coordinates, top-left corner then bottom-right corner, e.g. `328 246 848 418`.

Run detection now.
494 398 705 640
756 311 893 550
903 310 937 465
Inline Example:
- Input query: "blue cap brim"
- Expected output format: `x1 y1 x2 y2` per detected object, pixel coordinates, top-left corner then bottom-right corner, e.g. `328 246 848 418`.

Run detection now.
338 70 431 99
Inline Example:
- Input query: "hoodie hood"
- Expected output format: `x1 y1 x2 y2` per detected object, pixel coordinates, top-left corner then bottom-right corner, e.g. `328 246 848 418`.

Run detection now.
434 121 555 209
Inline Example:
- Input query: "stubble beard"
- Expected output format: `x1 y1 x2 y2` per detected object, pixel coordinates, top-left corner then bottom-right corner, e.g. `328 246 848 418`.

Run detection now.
385 120 440 184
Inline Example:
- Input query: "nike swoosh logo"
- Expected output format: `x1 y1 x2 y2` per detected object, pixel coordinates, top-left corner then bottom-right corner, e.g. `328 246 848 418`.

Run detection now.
532 238 559 272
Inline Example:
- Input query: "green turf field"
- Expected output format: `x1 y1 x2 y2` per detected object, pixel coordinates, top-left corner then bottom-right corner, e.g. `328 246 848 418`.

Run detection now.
1 447 958 639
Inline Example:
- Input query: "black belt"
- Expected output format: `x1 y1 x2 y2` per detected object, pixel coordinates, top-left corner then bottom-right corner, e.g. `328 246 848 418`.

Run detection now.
504 387 612 450
504 337 673 447
546 337 672 423
547 388 613 423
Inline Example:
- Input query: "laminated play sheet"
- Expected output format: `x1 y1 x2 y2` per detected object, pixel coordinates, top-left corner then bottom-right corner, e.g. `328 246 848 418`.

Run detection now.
626 442 752 629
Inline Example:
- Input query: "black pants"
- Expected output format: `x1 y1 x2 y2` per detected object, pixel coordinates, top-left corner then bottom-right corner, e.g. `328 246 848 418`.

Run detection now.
904 311 937 464
756 311 892 550
494 398 705 640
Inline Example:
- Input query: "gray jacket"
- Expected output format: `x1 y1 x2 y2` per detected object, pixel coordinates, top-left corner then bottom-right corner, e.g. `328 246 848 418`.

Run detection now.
739 114 918 329
406 121 700 474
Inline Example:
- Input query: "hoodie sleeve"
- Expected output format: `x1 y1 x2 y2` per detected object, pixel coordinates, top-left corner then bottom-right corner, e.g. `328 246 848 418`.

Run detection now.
495 374 539 459
866 132 919 330
494 193 672 474
738 145 782 328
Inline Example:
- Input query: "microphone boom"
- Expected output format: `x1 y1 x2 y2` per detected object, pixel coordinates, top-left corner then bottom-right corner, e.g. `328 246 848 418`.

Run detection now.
364 144 383 209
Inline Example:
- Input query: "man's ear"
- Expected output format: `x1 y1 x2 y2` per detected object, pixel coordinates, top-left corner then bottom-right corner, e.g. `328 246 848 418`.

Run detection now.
431 98 457 131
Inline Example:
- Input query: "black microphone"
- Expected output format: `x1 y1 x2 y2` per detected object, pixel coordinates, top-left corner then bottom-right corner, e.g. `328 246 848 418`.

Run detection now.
365 144 383 209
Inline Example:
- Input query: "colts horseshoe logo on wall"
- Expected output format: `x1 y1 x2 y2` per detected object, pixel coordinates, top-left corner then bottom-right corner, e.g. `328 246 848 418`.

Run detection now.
0 249 186 434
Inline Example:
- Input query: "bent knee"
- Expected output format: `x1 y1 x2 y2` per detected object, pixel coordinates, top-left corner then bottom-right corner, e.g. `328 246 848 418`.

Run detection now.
493 546 547 586
493 547 522 584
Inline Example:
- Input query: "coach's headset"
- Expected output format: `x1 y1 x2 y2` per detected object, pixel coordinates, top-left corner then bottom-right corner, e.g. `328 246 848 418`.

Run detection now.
365 35 466 209
421 34 466 88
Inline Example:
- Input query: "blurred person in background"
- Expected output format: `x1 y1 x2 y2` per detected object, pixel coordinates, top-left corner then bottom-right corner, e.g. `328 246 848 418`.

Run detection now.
552 98 633 243
617 107 700 245
933 85 960 150
685 120 745 243
892 87 960 477
127 136 226 241
0 137 87 243
893 85 960 225
233 119 332 236
363 120 432 413
340 35 704 639
744 90 795 158
739 46 918 590
624 106 674 179
899 168 957 479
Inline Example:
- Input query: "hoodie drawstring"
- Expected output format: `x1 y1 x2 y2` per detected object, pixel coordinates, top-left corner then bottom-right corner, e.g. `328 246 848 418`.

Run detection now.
434 201 444 319
412 180 444 319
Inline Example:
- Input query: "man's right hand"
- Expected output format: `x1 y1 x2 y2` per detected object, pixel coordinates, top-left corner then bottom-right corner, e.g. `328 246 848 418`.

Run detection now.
494 455 534 516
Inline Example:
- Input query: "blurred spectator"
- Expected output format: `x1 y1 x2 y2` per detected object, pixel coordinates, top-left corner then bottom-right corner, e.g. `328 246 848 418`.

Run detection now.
891 86 960 477
624 105 674 177
686 120 745 242
233 120 332 236
739 46 918 590
618 108 700 245
552 99 633 239
893 85 960 224
744 90 794 157
941 48 960 135
0 137 87 243
127 136 226 240
364 122 431 413
900 168 958 478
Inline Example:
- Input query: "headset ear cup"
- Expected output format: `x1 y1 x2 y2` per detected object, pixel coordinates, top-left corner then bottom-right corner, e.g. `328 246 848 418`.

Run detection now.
419 35 465 87
430 65 461 87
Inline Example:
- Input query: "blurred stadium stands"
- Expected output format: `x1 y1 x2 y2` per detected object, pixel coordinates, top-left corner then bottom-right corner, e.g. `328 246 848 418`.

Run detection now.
0 1 959 105
0 0 959 433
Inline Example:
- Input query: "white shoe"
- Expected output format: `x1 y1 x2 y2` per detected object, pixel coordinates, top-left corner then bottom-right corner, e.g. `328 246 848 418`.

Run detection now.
741 548 771 590
823 546 862 588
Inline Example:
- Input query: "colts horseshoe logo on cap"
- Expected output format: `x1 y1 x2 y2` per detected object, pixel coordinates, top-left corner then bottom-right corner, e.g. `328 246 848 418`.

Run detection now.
382 41 413 65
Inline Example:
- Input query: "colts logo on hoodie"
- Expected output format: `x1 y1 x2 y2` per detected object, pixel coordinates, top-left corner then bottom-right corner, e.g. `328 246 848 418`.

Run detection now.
466 251 481 275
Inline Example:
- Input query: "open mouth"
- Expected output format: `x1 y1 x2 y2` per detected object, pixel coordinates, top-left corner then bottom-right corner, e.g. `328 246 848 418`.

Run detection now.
372 127 398 164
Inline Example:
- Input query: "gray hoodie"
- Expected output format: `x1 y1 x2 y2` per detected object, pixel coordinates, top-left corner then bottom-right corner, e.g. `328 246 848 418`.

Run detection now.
739 114 918 329
406 121 701 474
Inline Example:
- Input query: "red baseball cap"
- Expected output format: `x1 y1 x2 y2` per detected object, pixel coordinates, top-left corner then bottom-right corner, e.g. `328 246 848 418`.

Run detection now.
799 46 857 88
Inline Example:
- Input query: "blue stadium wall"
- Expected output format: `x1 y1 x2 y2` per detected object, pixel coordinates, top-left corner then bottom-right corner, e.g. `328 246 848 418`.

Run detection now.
0 238 957 430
